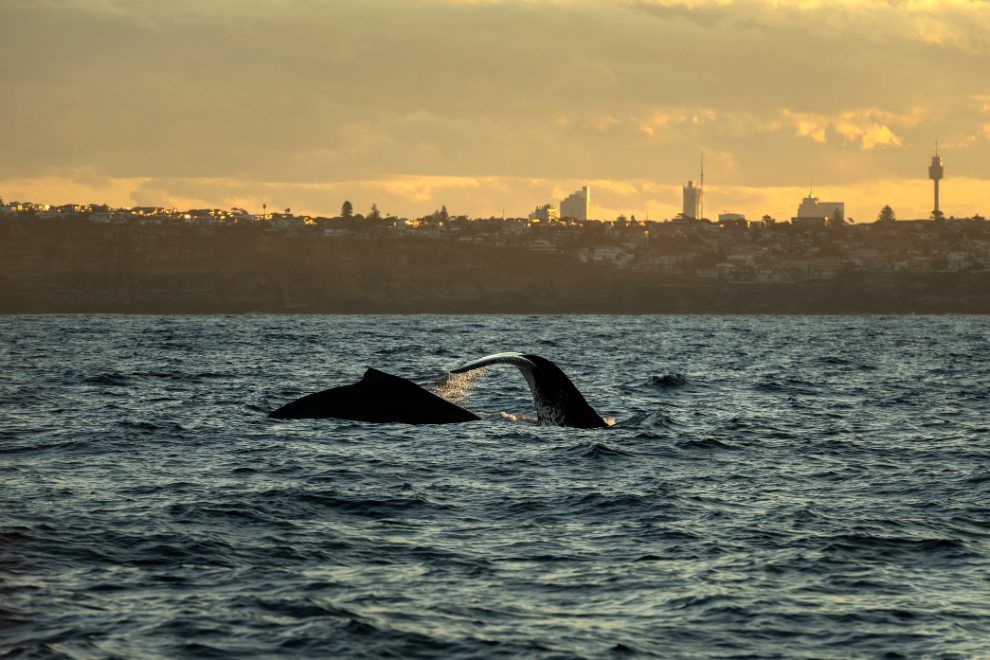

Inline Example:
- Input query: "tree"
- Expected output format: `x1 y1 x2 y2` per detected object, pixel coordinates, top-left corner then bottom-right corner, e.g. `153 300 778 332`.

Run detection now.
876 205 896 224
439 205 449 222
829 208 845 228
931 208 945 222
761 214 776 225
341 200 353 219
368 203 381 220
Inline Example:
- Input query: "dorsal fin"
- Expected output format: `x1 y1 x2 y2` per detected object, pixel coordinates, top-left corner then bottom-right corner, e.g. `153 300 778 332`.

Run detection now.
271 367 479 423
361 367 400 384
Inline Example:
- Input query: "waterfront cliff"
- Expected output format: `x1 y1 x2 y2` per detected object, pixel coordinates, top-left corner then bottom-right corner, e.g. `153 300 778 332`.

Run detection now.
1 208 988 313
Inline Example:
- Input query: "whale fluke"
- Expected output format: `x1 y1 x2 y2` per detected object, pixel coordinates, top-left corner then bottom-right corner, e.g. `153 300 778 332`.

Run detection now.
451 353 608 429
269 367 480 424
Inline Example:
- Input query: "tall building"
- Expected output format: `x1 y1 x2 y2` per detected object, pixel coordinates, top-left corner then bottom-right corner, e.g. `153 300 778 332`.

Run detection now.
929 145 944 217
793 193 844 227
559 186 590 221
682 181 702 220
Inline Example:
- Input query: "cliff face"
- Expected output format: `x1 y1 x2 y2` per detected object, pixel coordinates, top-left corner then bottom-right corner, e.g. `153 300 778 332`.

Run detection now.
1 220 988 314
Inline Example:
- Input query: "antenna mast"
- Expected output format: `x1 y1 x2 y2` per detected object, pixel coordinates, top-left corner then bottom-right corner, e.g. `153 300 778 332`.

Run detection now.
700 151 704 222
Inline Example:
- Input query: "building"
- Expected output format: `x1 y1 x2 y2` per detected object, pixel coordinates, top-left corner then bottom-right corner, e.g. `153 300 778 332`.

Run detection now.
529 203 559 223
929 146 944 217
792 194 844 227
559 186 590 221
718 213 747 228
682 181 702 220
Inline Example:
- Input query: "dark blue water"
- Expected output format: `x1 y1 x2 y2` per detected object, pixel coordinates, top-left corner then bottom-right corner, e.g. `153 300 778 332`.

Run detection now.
2 315 989 657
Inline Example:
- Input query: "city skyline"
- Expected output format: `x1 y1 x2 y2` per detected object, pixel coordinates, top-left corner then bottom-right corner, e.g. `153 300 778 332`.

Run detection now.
5 192 988 316
3 157 977 224
2 1 989 221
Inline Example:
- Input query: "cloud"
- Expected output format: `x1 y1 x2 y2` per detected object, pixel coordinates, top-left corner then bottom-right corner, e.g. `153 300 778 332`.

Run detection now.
381 176 490 203
629 0 735 27
832 111 904 150
636 108 718 138
842 123 901 150
784 111 828 144
1 0 988 214
777 108 929 150
587 115 622 131
974 95 990 114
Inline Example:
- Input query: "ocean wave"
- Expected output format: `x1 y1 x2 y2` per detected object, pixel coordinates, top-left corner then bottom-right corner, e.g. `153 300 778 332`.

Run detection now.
78 372 132 387
819 534 969 558
3 314 989 658
678 437 737 451
564 442 632 459
620 410 677 428
754 376 820 395
649 373 689 388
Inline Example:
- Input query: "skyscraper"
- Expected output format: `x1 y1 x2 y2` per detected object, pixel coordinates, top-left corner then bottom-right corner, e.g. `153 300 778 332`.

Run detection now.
559 186 590 221
929 145 944 218
682 181 702 220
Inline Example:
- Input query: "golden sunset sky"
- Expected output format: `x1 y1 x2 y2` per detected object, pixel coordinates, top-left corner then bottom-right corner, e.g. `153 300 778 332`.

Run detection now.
2 0 988 221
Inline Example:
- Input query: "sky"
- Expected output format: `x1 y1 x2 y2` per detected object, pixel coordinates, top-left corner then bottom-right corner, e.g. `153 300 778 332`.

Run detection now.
1 0 988 221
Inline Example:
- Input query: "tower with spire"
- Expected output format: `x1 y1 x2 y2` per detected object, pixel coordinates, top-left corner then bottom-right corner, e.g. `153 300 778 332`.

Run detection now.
929 143 944 219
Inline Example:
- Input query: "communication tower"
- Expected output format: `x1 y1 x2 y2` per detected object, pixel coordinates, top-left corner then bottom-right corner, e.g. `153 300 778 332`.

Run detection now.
929 142 944 217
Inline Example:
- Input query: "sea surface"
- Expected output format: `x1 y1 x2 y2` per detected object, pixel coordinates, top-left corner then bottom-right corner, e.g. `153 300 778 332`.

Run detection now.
2 315 989 658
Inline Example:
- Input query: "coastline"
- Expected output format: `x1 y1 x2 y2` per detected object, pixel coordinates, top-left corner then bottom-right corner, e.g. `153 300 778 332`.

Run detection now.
4 273 989 315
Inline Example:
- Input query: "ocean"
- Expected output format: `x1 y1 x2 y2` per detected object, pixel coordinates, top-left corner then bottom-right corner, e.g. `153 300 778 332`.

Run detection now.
2 315 989 657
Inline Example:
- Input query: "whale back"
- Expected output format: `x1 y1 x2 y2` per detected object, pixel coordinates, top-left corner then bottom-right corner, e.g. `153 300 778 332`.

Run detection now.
270 367 480 424
451 353 607 428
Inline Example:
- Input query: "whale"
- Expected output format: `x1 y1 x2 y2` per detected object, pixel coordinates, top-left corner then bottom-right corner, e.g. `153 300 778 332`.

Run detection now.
269 367 480 424
269 353 607 428
450 352 608 428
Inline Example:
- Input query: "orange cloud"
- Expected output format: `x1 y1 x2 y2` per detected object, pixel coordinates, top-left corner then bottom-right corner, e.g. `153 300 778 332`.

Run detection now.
636 108 717 138
779 108 920 149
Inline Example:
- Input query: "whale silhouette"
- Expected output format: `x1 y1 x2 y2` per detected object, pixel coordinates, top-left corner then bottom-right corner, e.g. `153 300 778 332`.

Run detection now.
269 367 479 424
269 353 607 428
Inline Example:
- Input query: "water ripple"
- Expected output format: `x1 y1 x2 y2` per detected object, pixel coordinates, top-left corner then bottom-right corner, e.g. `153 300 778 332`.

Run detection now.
1 314 988 657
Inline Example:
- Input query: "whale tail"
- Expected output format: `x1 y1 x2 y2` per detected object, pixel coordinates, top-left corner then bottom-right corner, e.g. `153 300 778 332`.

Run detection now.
451 353 607 429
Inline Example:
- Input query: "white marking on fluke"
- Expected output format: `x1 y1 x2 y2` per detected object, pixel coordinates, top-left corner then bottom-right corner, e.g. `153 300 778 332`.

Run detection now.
451 353 608 429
